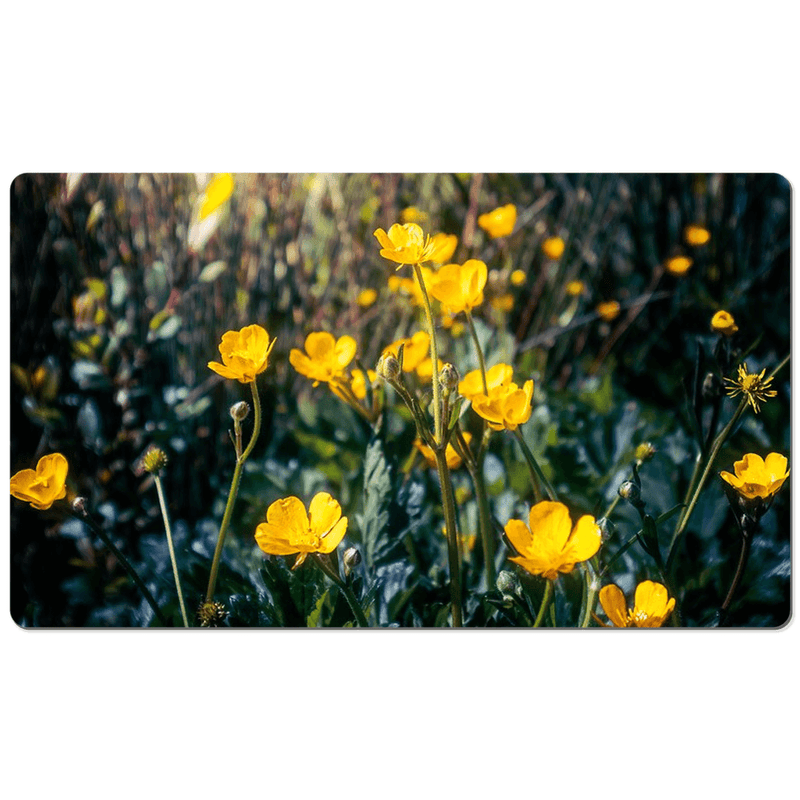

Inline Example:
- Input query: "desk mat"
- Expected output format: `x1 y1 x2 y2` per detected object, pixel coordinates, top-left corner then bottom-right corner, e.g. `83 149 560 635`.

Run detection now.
9 173 790 628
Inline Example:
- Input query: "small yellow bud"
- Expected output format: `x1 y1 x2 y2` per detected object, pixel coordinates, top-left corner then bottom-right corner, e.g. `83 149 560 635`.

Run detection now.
710 310 738 337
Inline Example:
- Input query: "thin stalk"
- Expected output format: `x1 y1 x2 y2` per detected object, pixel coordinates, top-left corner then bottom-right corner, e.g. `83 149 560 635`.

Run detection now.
73 508 168 626
465 310 488 394
206 380 262 602
513 428 558 501
412 261 442 444
666 398 746 578
718 534 753 626
314 555 370 628
153 475 189 628
471 453 497 588
435 447 463 627
579 564 599 628
533 579 554 628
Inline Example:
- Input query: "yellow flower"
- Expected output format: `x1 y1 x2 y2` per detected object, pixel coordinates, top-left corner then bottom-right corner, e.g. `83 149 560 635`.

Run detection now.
356 288 378 308
472 379 534 431
428 259 488 315
400 206 428 224
199 173 234 220
478 204 516 239
510 269 526 286
566 280 585 297
719 453 789 502
429 233 458 264
505 500 601 580
208 324 275 384
541 236 565 260
459 363 513 401
415 357 444 382
710 310 738 336
10 453 69 510
391 267 434 307
598 581 676 628
374 223 437 265
349 369 377 401
596 300 621 322
290 332 357 387
684 224 711 246
383 331 430 373
255 492 348 570
414 432 471 470
491 293 514 313
724 363 777 413
665 255 693 275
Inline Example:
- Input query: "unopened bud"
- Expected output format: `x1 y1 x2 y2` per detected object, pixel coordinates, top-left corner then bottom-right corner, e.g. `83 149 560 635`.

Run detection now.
141 446 168 476
376 353 401 382
496 570 521 602
72 496 88 515
438 362 460 394
343 547 361 577
596 517 615 540
634 442 656 464
230 401 250 421
702 372 721 400
618 480 641 504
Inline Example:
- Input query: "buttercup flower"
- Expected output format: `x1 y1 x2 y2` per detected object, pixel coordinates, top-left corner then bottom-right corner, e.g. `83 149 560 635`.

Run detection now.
566 280 585 297
505 500 601 580
491 293 514 313
711 310 738 337
720 452 789 502
598 581 676 628
348 369 377 401
374 223 437 265
383 331 431 373
724 363 777 413
596 300 621 322
510 269 526 286
290 332 357 386
429 233 458 264
472 378 534 431
10 453 69 510
542 236 565 260
208 324 275 384
478 204 517 239
400 206 428 224
684 224 711 246
459 363 514 401
429 259 488 315
199 173 234 220
415 357 444 382
665 255 693 275
356 288 378 308
255 492 348 570
414 432 472 470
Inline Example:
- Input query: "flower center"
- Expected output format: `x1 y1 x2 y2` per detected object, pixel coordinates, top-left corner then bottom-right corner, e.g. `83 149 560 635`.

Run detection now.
288 528 322 551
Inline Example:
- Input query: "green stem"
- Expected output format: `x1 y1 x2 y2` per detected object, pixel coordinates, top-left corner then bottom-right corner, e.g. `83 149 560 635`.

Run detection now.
533 579 554 628
513 427 557 501
314 555 370 628
206 379 262 602
435 448 463 627
153 475 189 627
472 452 497 589
73 509 168 626
465 309 488 395
412 261 442 444
579 563 598 628
665 398 746 579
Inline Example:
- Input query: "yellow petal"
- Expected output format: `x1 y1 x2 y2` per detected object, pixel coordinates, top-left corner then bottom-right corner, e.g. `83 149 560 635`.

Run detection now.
305 331 336 360
528 501 572 552
567 515 601 562
764 453 788 481
598 584 629 627
504 518 533 556
318 516 348 554
333 335 357 370
266 496 309 541
308 492 343 538
254 522 299 555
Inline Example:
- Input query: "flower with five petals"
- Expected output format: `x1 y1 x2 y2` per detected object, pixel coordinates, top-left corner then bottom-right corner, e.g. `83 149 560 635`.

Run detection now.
598 581 676 628
208 324 275 384
478 204 516 239
472 378 534 431
290 332 357 386
429 260 488 315
10 453 69 510
374 223 437 266
719 453 789 502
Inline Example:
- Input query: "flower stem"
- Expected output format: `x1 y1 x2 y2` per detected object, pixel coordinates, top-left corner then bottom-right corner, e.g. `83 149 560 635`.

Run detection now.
153 475 189 628
412 261 442 444
718 531 753 626
513 427 557 501
435 448 463 627
471 452 497 588
465 309 488 394
206 379 262 602
314 555 370 628
533 579 554 628
665 398 746 579
579 563 599 628
73 508 168 626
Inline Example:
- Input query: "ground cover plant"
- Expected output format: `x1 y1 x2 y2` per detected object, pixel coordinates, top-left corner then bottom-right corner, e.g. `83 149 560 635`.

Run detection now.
9 173 790 628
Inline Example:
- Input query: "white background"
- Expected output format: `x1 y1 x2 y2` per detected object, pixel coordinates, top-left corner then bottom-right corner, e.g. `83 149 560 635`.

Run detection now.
2 2 797 799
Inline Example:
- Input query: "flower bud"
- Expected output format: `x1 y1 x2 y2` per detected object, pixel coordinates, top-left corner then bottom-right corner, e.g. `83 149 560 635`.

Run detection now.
343 547 361 577
72 496 88 515
438 362 460 394
376 353 401 382
634 442 656 464
710 310 738 337
496 570 521 602
230 401 250 421
618 480 641 504
702 371 721 400
141 446 168 476
596 516 615 540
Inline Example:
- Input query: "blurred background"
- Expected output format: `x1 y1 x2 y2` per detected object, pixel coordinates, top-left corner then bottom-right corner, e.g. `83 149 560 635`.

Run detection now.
9 173 790 626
